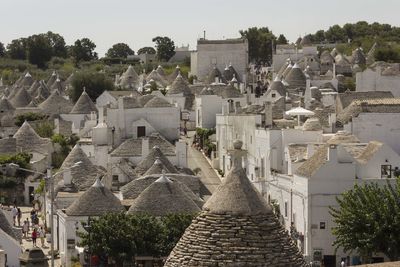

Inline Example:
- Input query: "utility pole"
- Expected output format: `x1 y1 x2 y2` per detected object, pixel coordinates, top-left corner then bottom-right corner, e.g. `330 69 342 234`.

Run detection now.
48 168 55 267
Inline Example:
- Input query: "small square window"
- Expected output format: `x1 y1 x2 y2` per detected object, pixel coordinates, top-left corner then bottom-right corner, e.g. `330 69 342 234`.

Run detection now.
320 222 326 229
272 93 276 98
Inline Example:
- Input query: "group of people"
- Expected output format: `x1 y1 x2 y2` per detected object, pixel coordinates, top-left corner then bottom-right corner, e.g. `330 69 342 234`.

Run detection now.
11 205 22 226
14 206 47 248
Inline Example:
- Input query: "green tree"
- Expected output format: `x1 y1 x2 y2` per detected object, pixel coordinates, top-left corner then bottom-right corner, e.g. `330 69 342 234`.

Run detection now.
325 24 347 43
34 121 54 138
276 34 288 45
79 212 196 264
26 34 53 68
160 213 194 255
330 179 400 262
79 213 137 265
152 36 175 62
70 38 97 63
313 30 326 43
7 38 27 60
106 43 134 58
137 46 156 55
45 31 68 58
0 42 5 57
70 71 114 102
15 113 47 126
374 47 400 63
239 27 276 64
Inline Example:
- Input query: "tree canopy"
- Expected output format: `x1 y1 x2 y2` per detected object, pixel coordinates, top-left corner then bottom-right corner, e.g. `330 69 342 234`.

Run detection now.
78 212 196 265
69 38 98 63
330 179 400 262
0 42 5 57
106 43 134 58
239 27 276 64
308 21 400 44
276 34 288 45
26 34 53 68
70 71 114 102
152 36 175 62
137 46 156 55
7 38 27 60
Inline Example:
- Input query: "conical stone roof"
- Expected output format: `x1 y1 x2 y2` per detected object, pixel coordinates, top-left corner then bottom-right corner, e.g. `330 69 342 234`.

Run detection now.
20 72 34 87
285 63 306 89
0 209 20 241
127 173 200 216
267 77 286 96
143 158 170 176
70 90 98 114
137 94 155 106
156 65 165 76
168 65 182 82
66 178 125 216
39 90 73 114
351 48 366 65
133 146 178 178
59 144 103 190
119 65 140 89
0 96 15 112
46 71 58 88
205 67 225 84
144 96 172 108
165 140 306 267
27 80 40 95
167 73 189 95
13 121 50 154
146 69 168 87
10 87 31 107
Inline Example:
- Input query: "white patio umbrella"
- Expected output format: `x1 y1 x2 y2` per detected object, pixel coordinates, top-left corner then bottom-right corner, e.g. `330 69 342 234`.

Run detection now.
285 106 315 126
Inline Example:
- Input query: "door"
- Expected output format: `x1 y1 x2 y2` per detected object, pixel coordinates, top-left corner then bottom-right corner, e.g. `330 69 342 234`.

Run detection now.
323 255 336 267
137 126 146 138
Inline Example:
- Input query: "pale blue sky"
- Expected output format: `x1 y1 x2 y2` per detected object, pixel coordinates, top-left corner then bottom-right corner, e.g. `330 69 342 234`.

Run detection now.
1 0 400 56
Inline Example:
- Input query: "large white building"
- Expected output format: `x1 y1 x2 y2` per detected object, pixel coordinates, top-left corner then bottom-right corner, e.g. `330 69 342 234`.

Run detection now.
190 38 248 82
267 133 400 266
356 62 400 96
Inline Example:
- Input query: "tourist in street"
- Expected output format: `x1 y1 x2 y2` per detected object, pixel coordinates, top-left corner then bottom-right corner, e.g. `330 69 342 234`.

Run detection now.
17 207 22 227
11 206 18 226
38 226 45 247
31 228 38 247
22 219 29 238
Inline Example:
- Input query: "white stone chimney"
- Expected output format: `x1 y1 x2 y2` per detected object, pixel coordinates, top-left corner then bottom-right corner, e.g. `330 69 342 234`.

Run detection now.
264 101 272 127
328 144 337 163
63 169 72 185
142 138 149 158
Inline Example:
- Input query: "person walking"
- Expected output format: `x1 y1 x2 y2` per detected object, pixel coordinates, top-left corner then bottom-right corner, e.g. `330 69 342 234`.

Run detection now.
17 207 22 227
38 227 45 247
31 228 38 247
22 219 29 238
11 206 18 226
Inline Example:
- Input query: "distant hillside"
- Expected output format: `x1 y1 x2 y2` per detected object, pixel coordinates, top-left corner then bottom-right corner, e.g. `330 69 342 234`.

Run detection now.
305 21 400 62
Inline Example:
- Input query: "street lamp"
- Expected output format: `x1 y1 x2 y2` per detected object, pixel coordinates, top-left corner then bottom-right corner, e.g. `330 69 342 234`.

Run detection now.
8 161 82 267
82 217 93 267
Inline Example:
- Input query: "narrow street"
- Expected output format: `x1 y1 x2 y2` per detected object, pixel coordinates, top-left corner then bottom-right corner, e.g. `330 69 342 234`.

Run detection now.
184 132 221 198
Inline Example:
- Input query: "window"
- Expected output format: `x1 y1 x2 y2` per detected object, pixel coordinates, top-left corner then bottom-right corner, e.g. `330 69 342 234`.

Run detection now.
381 165 392 178
137 126 146 137
197 110 200 124
284 201 288 217
320 222 326 229
271 93 276 98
